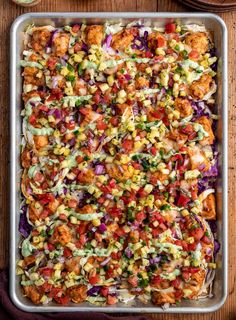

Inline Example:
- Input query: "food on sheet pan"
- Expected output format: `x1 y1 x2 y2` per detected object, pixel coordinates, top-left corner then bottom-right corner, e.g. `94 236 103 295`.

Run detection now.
17 21 219 307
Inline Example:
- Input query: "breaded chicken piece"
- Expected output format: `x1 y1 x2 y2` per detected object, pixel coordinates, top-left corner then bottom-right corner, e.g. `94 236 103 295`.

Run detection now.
196 116 214 146
185 32 208 55
189 74 213 100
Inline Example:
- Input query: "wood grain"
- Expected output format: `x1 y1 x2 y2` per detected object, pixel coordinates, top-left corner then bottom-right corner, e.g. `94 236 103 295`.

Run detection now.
1 0 235 318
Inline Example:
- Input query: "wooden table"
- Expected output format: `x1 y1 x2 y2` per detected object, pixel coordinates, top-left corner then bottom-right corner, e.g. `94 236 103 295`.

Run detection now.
0 0 235 319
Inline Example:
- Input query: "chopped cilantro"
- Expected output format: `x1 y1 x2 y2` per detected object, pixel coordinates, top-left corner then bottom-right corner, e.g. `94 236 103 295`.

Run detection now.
66 74 75 82
56 63 62 71
160 204 171 211
67 64 74 72
182 50 189 60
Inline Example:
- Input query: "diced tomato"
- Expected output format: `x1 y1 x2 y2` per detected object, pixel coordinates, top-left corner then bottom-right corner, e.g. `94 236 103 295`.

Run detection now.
66 120 75 130
54 295 69 305
107 295 117 305
190 227 204 241
162 116 170 126
78 234 87 246
189 50 199 60
172 34 180 42
188 242 197 251
133 162 141 170
179 146 188 152
128 276 138 287
152 275 162 285
157 36 166 48
154 55 164 62
68 199 77 208
139 230 149 242
150 146 157 156
183 267 199 274
47 89 63 101
109 116 119 127
171 153 183 163
181 124 194 135
188 132 197 141
117 75 128 87
38 193 55 205
97 196 106 204
174 289 183 300
89 275 100 285
39 105 49 112
166 48 174 55
29 114 36 125
191 190 198 200
34 172 45 183
159 222 168 231
59 213 68 221
47 57 57 70
136 211 146 223
137 187 148 198
74 42 81 53
151 211 165 223
177 194 190 207
41 267 54 277
171 277 181 289
145 51 153 58
40 209 51 219
96 120 108 131
112 83 119 94
202 235 211 245
182 271 190 281
122 139 134 153
72 24 80 33
181 240 188 251
111 251 122 260
93 90 101 104
49 287 63 298
47 243 55 251
152 228 161 238
108 207 122 218
40 282 52 293
205 255 212 263
63 247 72 258
100 287 109 297
76 222 88 234
76 155 84 164
105 267 114 279
115 227 126 237
41 181 49 190
79 107 90 115
151 110 163 120
108 179 116 189
165 23 176 33
174 239 182 247
103 93 112 104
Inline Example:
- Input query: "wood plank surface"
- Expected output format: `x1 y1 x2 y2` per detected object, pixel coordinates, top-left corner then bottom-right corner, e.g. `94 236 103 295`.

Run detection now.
0 0 235 319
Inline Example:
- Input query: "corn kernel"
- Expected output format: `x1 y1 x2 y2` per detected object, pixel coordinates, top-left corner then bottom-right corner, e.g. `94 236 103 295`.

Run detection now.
92 219 101 227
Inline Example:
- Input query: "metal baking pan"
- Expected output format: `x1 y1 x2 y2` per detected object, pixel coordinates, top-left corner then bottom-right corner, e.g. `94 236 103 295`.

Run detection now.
10 12 228 313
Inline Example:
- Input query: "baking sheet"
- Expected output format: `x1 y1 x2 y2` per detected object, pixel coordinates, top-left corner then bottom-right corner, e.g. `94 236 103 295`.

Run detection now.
10 12 228 313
